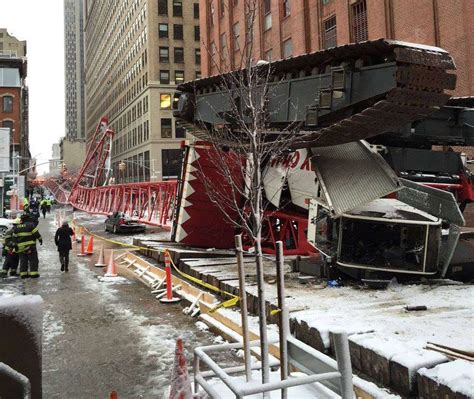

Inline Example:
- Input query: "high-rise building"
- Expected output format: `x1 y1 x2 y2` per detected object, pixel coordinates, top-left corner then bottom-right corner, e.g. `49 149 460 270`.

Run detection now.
84 0 201 182
64 0 86 141
200 0 473 96
0 29 30 172
49 143 61 174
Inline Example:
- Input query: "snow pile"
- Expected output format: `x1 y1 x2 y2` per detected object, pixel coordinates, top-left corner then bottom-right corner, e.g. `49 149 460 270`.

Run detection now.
0 295 44 347
202 369 341 398
391 350 447 380
418 360 474 397
195 321 209 331
290 283 474 352
0 284 22 298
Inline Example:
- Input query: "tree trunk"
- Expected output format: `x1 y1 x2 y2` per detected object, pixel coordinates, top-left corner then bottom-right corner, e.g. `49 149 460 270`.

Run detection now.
253 159 270 387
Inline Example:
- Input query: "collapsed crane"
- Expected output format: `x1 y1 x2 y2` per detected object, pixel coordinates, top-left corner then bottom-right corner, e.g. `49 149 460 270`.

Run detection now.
172 39 473 279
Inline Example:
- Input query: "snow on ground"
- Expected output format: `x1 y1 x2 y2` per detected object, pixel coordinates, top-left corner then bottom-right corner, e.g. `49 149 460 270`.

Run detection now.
288 282 474 353
43 309 65 346
203 370 340 398
418 359 474 397
73 261 200 395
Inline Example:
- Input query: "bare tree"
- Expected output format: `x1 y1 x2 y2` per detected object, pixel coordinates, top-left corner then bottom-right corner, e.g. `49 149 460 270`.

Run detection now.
187 0 303 387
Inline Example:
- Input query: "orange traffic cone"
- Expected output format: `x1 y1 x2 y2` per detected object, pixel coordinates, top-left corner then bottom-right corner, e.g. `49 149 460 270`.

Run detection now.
95 246 106 267
168 338 192 399
77 235 87 257
104 250 118 277
86 235 94 255
109 391 118 399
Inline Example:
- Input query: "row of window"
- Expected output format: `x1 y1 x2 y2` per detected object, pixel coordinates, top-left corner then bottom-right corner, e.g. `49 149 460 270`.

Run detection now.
159 69 202 84
158 0 199 19
112 117 185 158
158 23 200 41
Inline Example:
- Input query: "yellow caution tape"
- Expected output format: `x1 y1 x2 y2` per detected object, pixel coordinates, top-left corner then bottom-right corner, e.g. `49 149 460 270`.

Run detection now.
73 220 241 312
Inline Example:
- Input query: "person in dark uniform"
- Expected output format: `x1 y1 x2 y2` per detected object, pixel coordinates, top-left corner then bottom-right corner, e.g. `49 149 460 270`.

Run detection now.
40 199 48 219
0 218 21 277
54 221 74 272
21 210 39 227
13 214 43 279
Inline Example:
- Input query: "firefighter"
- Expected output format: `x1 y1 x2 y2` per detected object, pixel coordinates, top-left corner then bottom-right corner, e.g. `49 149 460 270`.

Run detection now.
40 199 48 219
0 218 21 277
21 209 39 227
46 198 52 213
54 221 74 272
14 213 43 279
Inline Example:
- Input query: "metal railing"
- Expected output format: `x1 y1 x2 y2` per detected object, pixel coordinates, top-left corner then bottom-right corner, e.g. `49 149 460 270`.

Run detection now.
0 362 31 399
193 333 354 398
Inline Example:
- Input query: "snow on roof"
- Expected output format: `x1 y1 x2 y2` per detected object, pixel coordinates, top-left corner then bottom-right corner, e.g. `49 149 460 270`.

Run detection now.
346 198 440 223
418 360 474 396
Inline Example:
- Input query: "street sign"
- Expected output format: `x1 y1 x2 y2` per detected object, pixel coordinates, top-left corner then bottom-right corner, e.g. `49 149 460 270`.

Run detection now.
0 128 10 172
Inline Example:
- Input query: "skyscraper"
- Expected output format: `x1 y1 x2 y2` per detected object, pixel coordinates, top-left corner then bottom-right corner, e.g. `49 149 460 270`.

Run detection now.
64 0 86 141
84 0 201 182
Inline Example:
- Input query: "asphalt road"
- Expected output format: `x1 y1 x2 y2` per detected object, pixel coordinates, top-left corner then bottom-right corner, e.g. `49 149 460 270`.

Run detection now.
21 209 227 398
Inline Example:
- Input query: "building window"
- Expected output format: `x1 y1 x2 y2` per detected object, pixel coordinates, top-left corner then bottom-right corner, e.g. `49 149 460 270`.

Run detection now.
175 121 186 138
162 149 183 179
220 33 227 57
159 23 169 38
265 49 272 62
195 48 201 64
160 94 172 109
160 70 170 84
159 46 169 62
323 16 337 48
2 96 13 113
2 120 13 131
351 0 368 43
220 0 225 17
282 0 290 17
196 71 202 79
174 47 184 63
161 118 172 138
194 26 200 41
283 38 292 58
173 0 183 17
194 3 200 19
158 0 168 15
209 1 215 26
175 70 185 83
174 24 183 40
233 22 240 50
211 41 217 58
263 0 272 30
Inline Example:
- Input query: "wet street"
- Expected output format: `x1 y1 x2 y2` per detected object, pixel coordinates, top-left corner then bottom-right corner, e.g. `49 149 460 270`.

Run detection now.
20 209 224 398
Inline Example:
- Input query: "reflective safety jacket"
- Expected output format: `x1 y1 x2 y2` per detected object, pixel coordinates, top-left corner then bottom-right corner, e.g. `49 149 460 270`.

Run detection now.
13 223 42 253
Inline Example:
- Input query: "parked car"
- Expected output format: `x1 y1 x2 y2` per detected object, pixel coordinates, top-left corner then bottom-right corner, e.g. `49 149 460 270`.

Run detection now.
0 218 14 238
104 212 146 234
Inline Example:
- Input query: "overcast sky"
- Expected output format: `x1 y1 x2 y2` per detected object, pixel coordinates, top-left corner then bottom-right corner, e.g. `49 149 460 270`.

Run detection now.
0 0 65 173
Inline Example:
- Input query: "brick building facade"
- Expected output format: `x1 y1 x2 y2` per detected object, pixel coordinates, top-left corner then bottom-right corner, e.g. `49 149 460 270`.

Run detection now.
200 0 472 96
0 52 29 170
